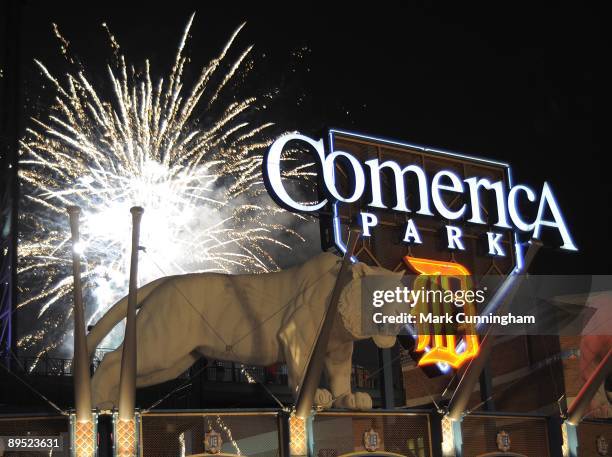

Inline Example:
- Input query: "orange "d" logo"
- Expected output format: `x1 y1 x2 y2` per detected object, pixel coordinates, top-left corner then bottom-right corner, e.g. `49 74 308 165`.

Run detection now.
403 256 480 369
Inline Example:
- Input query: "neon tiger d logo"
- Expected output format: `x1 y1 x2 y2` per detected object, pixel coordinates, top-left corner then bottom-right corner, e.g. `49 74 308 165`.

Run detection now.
403 256 480 369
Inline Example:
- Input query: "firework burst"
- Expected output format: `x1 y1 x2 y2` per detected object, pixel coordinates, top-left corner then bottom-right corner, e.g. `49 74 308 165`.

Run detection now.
17 14 313 362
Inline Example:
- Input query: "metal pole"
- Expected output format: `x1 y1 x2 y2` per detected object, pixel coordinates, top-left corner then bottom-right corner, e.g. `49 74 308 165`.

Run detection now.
447 334 494 421
118 206 144 421
379 347 395 408
566 347 612 425
547 415 564 457
294 228 360 419
277 410 291 457
67 206 93 423
0 0 22 373
446 241 541 421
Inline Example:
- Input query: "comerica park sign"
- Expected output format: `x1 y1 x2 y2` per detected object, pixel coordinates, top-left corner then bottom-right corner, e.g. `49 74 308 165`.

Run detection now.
262 128 577 371
263 129 577 266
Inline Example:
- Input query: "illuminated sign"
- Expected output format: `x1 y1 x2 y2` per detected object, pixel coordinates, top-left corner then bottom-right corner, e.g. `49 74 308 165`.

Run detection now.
263 130 577 263
403 256 480 369
262 128 577 370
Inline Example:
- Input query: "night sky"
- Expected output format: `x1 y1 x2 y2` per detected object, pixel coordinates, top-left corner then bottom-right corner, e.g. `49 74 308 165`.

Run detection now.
4 1 610 275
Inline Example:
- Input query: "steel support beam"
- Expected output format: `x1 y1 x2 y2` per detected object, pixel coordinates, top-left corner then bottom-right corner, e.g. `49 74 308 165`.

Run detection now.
446 241 541 422
294 228 360 419
0 0 21 369
441 241 541 456
566 347 612 425
560 347 612 456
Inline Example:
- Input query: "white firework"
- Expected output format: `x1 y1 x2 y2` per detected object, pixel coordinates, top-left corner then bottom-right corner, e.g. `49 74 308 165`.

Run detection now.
16 14 314 363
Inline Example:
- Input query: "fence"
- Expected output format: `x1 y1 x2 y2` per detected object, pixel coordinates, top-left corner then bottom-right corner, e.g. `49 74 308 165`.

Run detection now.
312 411 433 457
1 409 611 456
577 419 612 457
139 410 282 457
461 414 551 457
0 414 70 456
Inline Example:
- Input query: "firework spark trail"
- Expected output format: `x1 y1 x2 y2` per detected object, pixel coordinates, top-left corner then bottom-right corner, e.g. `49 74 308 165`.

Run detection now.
17 15 314 364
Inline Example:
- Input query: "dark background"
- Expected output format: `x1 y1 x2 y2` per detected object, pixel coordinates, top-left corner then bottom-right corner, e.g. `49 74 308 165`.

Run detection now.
0 0 609 416
2 1 609 275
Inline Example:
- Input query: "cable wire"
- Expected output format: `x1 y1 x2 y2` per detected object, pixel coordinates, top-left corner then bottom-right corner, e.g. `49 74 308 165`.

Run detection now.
1 354 65 415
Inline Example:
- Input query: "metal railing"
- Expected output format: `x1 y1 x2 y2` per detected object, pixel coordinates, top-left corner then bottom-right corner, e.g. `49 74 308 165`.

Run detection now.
186 361 379 389
10 355 380 391
187 361 289 384
11 355 105 376
13 356 74 376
